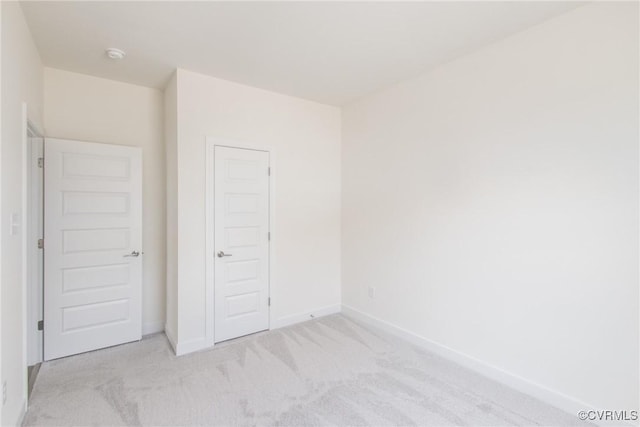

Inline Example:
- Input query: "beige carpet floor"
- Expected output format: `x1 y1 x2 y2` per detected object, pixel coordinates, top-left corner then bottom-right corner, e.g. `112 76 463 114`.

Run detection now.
24 314 582 426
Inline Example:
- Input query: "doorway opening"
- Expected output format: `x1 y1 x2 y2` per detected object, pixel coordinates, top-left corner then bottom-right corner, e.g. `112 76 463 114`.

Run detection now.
42 139 143 361
25 135 145 369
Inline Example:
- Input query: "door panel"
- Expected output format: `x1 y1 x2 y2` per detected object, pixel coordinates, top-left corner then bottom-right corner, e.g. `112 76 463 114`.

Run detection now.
214 146 270 343
44 138 142 360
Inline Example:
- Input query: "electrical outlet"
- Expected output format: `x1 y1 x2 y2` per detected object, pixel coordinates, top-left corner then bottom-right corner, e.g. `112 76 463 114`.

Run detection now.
368 287 376 299
2 380 7 405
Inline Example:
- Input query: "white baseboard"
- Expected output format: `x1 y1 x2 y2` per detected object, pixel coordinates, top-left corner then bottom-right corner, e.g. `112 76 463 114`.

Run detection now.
164 325 178 353
164 326 209 356
142 320 164 336
342 304 599 422
16 398 28 426
174 337 209 356
164 325 207 356
272 304 341 329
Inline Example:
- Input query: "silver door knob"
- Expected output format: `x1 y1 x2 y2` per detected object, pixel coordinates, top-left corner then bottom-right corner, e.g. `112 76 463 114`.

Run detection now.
217 251 232 258
123 251 140 257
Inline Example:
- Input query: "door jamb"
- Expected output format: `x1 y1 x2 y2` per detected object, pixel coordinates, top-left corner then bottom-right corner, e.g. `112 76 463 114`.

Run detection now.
205 137 275 348
22 104 44 399
25 122 43 367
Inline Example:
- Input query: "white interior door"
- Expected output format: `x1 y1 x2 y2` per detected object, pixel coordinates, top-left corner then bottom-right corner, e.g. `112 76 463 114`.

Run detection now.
214 146 270 343
44 138 142 360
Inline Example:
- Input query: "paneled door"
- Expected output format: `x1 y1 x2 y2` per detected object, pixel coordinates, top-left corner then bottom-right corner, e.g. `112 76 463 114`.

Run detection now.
44 138 142 360
214 146 270 343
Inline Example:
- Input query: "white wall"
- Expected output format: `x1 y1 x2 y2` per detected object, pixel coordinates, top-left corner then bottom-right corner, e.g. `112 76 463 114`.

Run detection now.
167 69 341 351
43 68 166 335
0 4 3 420
342 2 638 412
164 73 178 341
0 3 3 422
1 2 43 425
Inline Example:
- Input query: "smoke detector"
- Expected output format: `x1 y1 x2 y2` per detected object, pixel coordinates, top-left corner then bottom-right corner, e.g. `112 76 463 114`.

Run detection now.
105 48 126 60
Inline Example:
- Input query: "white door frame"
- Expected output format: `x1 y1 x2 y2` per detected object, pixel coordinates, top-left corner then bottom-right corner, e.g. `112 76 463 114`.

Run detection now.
25 119 43 366
205 137 276 348
22 104 44 407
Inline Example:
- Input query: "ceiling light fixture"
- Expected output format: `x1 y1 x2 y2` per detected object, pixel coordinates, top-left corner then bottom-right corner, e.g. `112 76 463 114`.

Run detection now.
105 48 126 60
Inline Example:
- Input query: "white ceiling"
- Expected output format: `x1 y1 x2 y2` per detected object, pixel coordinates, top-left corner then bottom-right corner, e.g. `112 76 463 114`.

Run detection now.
21 1 582 106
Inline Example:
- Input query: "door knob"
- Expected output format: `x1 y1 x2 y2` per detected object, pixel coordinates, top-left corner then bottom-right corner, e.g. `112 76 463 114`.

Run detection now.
123 251 140 257
217 251 232 258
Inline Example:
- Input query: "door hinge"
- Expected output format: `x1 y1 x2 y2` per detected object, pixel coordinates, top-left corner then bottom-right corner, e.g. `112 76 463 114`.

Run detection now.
268 297 271 307
37 320 43 331
268 167 271 176
37 238 44 249
37 157 44 168
268 232 271 241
